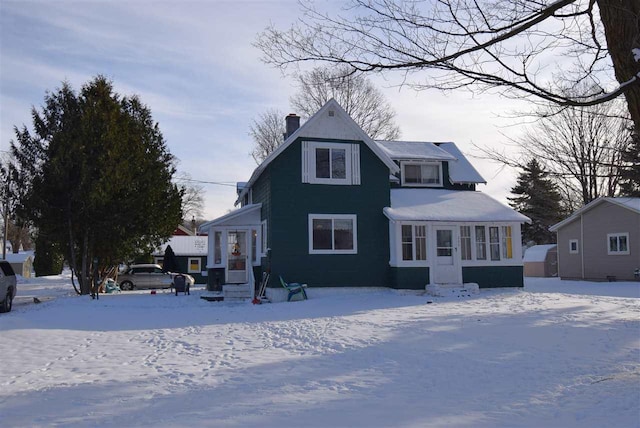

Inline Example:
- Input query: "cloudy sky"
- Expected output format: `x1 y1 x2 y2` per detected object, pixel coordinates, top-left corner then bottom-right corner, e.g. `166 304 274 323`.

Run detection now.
0 0 526 220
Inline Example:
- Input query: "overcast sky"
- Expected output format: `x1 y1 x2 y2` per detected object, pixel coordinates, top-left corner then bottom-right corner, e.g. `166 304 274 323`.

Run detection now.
0 0 527 220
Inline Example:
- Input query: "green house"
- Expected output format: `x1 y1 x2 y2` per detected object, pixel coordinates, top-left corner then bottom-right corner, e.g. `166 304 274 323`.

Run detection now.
199 99 530 300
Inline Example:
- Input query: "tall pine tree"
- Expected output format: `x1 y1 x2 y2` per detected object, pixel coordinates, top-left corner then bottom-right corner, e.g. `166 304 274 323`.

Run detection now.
508 159 564 245
11 76 183 294
619 132 640 197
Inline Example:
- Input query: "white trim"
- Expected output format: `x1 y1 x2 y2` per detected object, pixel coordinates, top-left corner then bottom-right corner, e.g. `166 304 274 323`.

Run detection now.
308 214 358 254
187 257 201 274
400 161 443 187
351 144 361 185
607 232 630 255
569 239 579 254
261 219 268 256
306 141 354 185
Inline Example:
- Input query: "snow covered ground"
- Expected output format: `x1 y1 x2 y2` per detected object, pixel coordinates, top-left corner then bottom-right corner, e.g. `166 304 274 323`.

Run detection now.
1 273 639 427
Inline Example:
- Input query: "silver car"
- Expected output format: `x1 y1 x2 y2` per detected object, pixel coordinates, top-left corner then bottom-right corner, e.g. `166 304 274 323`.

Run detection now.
0 260 17 313
117 264 194 291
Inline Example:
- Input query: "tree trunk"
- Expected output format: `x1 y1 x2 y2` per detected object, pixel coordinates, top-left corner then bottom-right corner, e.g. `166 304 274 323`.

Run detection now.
80 230 91 295
598 0 640 132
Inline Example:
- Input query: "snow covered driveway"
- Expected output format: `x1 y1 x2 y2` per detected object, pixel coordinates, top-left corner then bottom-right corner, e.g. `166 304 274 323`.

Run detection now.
1 276 639 427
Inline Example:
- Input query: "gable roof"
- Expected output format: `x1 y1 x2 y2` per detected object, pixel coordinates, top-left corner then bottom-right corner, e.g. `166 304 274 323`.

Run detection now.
376 140 456 161
384 189 531 223
549 197 640 231
198 203 262 231
523 244 557 262
236 99 399 205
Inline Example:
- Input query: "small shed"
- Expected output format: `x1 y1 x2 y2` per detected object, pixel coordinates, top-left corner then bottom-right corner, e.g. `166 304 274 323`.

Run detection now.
4 252 34 278
153 236 208 284
523 245 557 277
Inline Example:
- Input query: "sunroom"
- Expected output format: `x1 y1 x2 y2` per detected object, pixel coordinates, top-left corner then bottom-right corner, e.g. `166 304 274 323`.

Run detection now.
384 189 531 289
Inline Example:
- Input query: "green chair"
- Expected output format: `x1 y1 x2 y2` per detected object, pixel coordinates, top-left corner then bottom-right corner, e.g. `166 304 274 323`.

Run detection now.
279 276 308 302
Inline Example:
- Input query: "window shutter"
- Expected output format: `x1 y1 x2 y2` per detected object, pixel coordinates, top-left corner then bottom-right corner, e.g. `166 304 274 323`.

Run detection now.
301 141 309 183
351 143 360 185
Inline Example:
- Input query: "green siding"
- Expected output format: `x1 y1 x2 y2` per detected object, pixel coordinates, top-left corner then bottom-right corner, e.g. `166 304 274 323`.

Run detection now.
389 267 429 289
462 266 524 288
266 138 390 288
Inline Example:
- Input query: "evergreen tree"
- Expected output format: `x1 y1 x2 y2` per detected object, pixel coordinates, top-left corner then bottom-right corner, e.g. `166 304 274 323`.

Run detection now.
11 76 183 294
508 159 564 245
619 132 640 197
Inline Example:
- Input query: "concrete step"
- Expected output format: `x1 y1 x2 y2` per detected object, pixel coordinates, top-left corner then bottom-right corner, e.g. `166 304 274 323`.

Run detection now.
223 283 253 300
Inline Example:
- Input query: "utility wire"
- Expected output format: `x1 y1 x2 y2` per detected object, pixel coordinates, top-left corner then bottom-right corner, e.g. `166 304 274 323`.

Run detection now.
173 177 237 187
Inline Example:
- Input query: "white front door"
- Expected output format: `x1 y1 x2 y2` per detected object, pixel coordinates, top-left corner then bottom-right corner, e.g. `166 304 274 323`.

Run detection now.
433 226 460 284
226 230 248 284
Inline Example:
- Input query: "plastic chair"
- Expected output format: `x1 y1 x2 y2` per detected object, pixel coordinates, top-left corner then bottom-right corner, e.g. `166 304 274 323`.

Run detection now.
279 276 308 302
173 274 190 296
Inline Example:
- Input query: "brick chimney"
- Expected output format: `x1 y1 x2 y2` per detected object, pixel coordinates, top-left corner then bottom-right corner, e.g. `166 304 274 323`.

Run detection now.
284 113 300 140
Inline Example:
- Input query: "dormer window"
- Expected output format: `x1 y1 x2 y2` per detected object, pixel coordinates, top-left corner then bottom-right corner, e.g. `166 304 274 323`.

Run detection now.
401 161 443 187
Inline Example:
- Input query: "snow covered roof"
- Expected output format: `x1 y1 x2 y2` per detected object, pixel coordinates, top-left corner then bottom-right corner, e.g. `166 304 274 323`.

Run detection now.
2 251 34 263
523 245 557 262
549 197 640 231
155 236 208 256
376 140 456 161
437 143 486 184
198 203 262 231
384 189 531 223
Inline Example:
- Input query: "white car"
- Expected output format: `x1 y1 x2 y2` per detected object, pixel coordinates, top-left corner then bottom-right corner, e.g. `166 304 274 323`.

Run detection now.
117 264 194 291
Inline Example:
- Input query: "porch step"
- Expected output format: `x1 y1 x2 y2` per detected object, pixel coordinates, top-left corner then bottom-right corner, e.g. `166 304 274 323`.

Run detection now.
426 283 480 298
223 283 253 301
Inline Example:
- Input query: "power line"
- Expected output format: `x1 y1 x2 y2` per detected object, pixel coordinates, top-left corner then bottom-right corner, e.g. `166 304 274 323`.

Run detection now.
173 177 237 187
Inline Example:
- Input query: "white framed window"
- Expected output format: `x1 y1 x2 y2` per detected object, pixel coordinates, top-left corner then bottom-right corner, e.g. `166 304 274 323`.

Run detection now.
401 224 427 261
261 220 268 255
251 229 257 263
401 162 443 187
460 226 472 260
569 239 579 254
607 233 629 255
302 141 360 185
489 227 501 261
213 231 222 266
188 258 201 273
501 226 513 260
308 214 357 254
475 226 487 260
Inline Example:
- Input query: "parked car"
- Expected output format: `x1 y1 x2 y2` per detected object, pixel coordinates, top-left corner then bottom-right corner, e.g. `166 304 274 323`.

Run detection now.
0 260 17 313
117 264 194 291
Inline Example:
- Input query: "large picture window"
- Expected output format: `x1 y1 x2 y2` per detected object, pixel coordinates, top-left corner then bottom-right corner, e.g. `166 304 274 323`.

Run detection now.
401 162 442 186
401 224 427 261
607 233 629 255
309 214 357 254
302 141 359 185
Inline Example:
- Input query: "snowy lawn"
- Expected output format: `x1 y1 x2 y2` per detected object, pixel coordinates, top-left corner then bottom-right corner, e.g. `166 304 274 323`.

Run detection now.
1 274 639 427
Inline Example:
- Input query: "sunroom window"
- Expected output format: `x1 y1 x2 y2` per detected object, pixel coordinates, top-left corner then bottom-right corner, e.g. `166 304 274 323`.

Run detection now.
401 162 442 186
401 224 427 261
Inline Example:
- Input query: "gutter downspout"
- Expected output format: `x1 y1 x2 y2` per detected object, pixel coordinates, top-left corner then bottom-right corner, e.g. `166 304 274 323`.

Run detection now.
580 214 585 279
